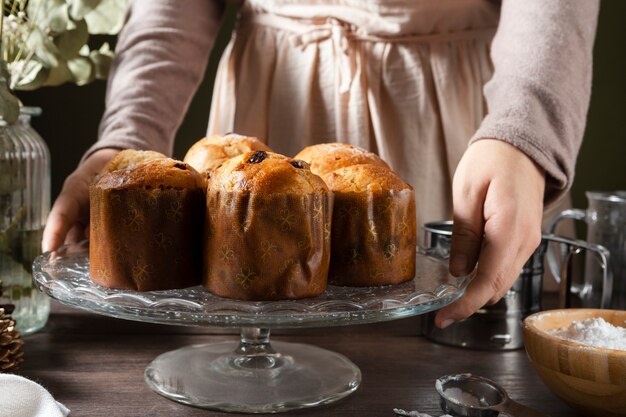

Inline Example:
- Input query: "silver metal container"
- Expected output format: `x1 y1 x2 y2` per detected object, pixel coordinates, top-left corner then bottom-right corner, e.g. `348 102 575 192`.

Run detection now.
421 221 611 350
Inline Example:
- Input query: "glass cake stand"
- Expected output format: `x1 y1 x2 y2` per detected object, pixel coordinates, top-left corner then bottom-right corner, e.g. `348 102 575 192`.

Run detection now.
32 240 468 414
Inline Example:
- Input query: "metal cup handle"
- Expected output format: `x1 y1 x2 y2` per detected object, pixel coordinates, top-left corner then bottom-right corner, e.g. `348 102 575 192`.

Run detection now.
546 208 587 284
542 234 613 309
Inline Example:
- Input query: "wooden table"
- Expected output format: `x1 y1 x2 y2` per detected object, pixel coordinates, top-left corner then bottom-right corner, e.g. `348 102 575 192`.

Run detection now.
19 301 580 417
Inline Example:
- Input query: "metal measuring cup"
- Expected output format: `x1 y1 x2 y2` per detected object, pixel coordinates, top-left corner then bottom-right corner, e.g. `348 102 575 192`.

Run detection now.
435 374 549 417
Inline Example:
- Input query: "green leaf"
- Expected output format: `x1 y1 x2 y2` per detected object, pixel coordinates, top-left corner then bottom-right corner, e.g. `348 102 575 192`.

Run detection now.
67 56 94 85
79 44 90 56
84 0 127 35
10 59 43 90
66 19 77 31
0 86 20 124
98 42 112 54
42 60 73 87
0 159 26 193
54 18 89 59
26 28 60 68
0 253 25 283
10 60 47 90
0 208 25 253
89 42 114 79
19 228 44 274
69 0 104 20
0 224 41 286
27 0 70 34
0 62 20 124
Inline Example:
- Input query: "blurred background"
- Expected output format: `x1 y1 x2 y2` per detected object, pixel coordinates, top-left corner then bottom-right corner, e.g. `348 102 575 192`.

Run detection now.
16 1 626 214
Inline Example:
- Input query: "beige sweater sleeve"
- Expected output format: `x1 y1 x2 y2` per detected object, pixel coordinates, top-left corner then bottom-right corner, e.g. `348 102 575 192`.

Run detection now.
471 0 599 203
84 0 224 159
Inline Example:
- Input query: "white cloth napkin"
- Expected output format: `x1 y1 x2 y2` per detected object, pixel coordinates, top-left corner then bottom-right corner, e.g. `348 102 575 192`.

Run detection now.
0 374 69 417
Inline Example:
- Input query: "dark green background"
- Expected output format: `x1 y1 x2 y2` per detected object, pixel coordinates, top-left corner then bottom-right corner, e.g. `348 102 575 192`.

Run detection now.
16 2 626 212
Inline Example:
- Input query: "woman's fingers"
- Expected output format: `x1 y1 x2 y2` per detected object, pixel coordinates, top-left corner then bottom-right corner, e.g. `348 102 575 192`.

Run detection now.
437 211 538 328
42 175 89 252
449 164 488 277
435 139 545 328
42 148 120 252
65 223 87 246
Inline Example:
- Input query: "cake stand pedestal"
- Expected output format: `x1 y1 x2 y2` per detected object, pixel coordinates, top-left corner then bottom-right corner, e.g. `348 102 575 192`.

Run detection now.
33 240 467 414
145 329 360 413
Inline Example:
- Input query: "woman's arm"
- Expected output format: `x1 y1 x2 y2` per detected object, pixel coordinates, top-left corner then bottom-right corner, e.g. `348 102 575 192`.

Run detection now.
436 0 600 327
43 0 225 251
471 0 599 202
87 0 225 157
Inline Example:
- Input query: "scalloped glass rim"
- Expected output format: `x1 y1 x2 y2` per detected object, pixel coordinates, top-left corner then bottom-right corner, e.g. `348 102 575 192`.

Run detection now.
33 240 468 328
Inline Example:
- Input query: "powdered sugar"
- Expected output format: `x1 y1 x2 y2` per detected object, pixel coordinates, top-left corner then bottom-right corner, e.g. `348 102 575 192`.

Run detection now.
443 387 487 407
393 409 452 417
549 317 626 350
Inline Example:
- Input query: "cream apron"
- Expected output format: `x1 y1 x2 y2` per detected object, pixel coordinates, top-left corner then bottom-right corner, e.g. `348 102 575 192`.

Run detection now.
208 0 566 236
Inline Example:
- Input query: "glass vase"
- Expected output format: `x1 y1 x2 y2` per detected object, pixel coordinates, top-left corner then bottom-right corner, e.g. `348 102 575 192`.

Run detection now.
0 106 50 335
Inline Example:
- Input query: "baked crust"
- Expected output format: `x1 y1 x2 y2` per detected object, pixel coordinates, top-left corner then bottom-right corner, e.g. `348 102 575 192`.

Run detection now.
204 150 332 300
294 143 389 181
325 164 417 286
325 163 411 193
94 158 205 191
208 150 328 194
101 149 167 174
89 157 205 291
183 133 271 173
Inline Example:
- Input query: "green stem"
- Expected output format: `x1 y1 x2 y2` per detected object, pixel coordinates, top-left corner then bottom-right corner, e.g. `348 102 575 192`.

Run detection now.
0 3 5 61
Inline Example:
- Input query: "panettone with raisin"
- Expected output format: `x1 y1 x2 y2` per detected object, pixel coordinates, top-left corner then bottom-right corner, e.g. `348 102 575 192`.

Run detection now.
325 163 416 286
204 150 332 300
294 142 389 181
90 154 205 291
183 133 271 174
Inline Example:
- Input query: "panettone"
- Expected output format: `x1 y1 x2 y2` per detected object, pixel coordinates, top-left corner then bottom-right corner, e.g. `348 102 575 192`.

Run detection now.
90 156 205 291
294 143 389 181
183 133 271 173
204 150 332 300
325 163 416 286
102 149 167 173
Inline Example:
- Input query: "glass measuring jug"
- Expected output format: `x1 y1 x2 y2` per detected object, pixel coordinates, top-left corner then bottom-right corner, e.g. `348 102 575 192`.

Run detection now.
548 191 625 309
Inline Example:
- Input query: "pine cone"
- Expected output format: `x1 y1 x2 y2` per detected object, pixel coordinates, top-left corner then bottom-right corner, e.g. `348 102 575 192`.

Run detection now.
0 308 24 373
0 279 24 373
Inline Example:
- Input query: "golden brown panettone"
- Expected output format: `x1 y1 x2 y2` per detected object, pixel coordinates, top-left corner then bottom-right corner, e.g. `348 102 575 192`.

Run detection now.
325 164 411 193
204 150 332 300
183 133 272 173
101 149 167 174
90 156 205 291
325 163 416 286
294 143 389 181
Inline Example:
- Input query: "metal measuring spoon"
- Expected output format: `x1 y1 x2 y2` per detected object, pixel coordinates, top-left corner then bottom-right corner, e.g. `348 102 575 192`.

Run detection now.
435 374 549 417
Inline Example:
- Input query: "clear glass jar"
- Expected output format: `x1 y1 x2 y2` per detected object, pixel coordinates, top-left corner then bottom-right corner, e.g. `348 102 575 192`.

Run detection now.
0 106 51 335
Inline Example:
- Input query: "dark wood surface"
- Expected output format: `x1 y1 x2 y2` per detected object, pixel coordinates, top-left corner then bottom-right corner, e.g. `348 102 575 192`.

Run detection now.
18 301 581 417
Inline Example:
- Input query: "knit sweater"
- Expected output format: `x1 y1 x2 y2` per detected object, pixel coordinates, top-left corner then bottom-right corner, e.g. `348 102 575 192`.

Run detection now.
87 0 599 203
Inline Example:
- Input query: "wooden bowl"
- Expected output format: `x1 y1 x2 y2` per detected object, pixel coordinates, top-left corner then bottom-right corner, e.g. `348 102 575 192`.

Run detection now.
523 309 626 417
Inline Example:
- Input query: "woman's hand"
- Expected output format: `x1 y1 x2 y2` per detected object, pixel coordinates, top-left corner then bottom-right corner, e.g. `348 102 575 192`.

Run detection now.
42 148 120 252
435 139 546 328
